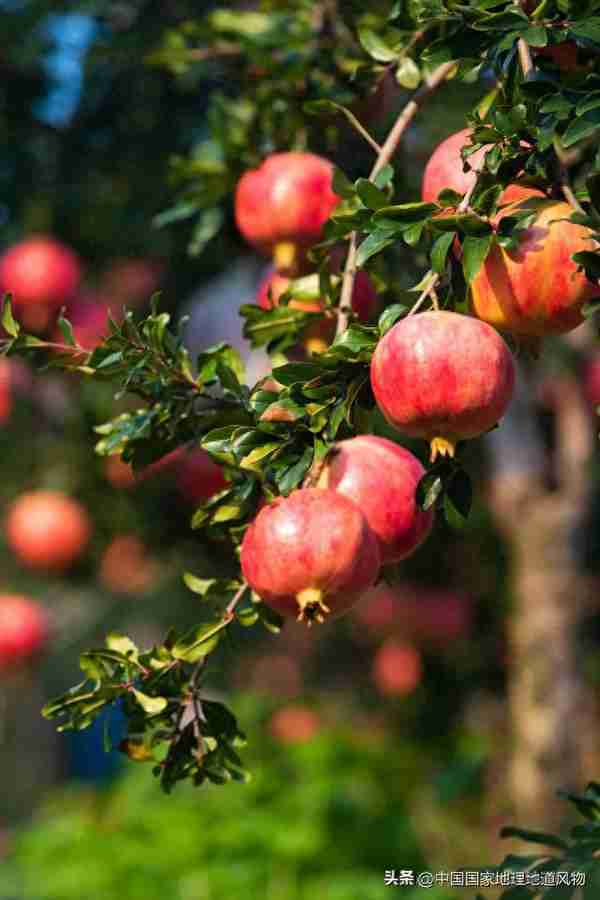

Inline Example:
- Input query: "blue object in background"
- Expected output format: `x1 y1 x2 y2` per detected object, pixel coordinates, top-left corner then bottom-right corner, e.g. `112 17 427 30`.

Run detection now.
34 13 98 127
65 702 125 783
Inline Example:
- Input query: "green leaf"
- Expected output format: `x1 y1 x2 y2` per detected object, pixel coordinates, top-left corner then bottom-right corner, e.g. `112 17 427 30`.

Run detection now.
396 57 420 89
522 24 547 46
357 28 399 62
56 313 76 347
562 110 600 149
417 473 444 511
272 362 326 386
183 574 219 596
332 167 355 199
172 619 228 663
132 690 168 716
373 164 394 190
431 231 456 274
500 827 569 850
373 202 437 224
1 297 20 338
105 634 139 661
355 178 387 210
462 233 494 283
355 230 395 267
378 304 408 335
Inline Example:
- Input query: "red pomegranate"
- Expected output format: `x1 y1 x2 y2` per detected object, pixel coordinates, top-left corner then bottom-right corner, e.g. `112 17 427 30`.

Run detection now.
5 491 92 572
0 236 81 307
258 268 378 322
371 311 515 460
421 129 488 204
175 449 228 505
317 436 433 563
372 640 422 697
269 705 320 744
240 488 381 624
235 153 339 266
470 187 600 337
0 595 49 670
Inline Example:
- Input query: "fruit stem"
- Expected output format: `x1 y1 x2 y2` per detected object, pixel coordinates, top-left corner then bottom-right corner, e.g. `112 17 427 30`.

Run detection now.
430 436 456 462
336 60 456 338
273 242 298 274
296 587 330 626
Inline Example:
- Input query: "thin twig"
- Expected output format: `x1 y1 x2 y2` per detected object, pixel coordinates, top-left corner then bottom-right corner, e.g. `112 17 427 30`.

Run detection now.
226 582 248 617
560 177 585 214
336 60 456 337
408 271 440 317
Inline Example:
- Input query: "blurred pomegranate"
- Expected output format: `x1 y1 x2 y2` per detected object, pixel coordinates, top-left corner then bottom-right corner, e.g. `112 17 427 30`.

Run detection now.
54 294 116 351
0 595 49 670
175 449 228 505
99 534 158 595
104 455 136 489
357 583 472 645
237 652 303 698
5 491 92 573
100 258 163 308
372 640 422 697
0 236 81 308
269 705 320 744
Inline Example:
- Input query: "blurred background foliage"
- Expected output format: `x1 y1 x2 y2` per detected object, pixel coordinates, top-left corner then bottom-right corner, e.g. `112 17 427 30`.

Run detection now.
2 2 600 899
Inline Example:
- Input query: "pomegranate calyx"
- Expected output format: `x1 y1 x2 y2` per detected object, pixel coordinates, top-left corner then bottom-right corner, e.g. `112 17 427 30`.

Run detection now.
296 587 331 626
273 241 298 273
430 436 456 462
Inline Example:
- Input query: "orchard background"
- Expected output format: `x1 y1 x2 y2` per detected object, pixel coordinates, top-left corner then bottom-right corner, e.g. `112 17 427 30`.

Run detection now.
2 1 600 898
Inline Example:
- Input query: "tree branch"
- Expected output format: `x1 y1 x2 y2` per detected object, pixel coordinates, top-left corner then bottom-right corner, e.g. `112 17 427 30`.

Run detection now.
336 60 456 337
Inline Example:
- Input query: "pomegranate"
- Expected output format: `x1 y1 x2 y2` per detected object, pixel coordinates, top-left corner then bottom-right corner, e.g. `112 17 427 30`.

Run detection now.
317 436 433 563
235 153 339 268
100 258 163 307
421 129 488 204
240 488 381 624
372 640 422 697
470 187 600 337
0 236 81 307
54 295 114 350
269 705 320 744
104 455 136 489
5 491 92 572
175 449 228 505
371 311 515 460
99 534 158 595
0 595 49 669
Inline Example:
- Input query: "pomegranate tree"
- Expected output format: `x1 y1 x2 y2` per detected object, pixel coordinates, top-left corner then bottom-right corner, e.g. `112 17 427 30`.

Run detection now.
0 595 49 670
241 488 381 623
371 311 515 459
5 491 92 572
317 436 433 563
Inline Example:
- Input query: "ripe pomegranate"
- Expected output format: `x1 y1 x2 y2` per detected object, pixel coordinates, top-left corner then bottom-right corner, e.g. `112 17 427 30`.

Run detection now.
537 42 580 72
317 436 433 563
135 446 186 482
5 491 92 572
0 595 49 669
371 311 515 460
240 488 381 624
372 640 422 697
0 236 81 307
99 534 158 595
269 705 320 744
0 359 12 425
235 153 339 267
421 129 488 203
176 449 228 505
470 186 600 336
356 583 472 644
